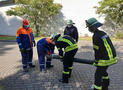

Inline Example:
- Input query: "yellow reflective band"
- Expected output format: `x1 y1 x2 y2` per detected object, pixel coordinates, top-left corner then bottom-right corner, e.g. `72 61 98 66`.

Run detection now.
60 56 63 58
93 44 99 50
58 37 73 46
65 44 78 52
62 71 69 74
57 48 60 50
93 57 117 66
68 67 72 69
103 38 113 60
94 84 102 90
102 76 109 79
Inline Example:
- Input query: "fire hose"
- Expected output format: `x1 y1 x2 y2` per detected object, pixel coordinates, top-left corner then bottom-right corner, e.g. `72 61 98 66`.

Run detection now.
48 54 94 65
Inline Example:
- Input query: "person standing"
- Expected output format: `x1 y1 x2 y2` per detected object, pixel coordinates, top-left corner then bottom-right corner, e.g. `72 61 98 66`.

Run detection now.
85 18 117 90
16 19 36 72
52 34 78 83
37 36 55 72
64 19 79 42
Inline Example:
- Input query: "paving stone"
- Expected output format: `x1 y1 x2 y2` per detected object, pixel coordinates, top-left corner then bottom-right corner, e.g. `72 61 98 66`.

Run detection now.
0 41 123 90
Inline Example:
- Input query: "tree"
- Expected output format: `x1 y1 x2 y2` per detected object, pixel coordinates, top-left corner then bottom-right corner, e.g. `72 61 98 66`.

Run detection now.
7 0 62 36
94 0 123 33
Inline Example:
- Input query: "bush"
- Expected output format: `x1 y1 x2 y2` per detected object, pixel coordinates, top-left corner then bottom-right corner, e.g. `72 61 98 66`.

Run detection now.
115 32 123 39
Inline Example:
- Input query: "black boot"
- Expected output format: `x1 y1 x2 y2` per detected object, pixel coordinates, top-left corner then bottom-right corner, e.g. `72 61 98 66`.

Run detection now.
29 64 35 68
23 68 28 72
46 65 54 69
68 69 72 78
102 79 110 90
59 73 69 83
46 59 53 68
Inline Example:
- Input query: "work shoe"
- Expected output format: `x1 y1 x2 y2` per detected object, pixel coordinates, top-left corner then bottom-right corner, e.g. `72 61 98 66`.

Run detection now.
59 79 68 83
23 68 28 72
91 84 95 90
40 69 46 72
46 65 54 69
91 85 99 90
29 64 35 68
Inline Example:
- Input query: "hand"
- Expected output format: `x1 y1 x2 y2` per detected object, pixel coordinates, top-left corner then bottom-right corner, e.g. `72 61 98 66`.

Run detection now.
33 41 36 47
47 51 51 55
20 48 26 53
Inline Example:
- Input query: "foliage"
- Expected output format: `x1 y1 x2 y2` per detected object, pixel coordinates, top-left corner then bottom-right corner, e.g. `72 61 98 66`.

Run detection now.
7 0 62 36
94 0 123 32
115 32 123 39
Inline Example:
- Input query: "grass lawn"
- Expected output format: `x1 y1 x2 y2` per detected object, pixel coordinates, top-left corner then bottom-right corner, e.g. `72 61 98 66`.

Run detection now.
0 85 4 90
0 36 16 40
0 36 123 41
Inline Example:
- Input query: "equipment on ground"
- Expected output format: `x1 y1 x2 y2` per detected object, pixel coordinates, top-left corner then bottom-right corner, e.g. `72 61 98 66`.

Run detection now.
51 54 94 65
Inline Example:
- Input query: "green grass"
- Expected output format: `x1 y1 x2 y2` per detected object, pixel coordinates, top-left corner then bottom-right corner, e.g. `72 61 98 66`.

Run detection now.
35 37 43 40
79 37 92 41
0 36 123 41
0 85 4 90
0 36 16 40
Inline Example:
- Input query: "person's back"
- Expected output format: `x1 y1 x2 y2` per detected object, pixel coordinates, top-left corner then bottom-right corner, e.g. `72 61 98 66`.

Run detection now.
93 30 117 65
37 37 54 71
55 35 78 52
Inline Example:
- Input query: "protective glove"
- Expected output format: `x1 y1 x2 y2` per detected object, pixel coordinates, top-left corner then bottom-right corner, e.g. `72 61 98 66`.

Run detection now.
47 51 51 55
59 56 63 62
33 41 36 47
20 48 26 53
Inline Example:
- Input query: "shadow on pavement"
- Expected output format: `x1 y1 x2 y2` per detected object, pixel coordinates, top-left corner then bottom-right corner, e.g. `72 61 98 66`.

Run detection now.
0 41 16 56
0 41 123 90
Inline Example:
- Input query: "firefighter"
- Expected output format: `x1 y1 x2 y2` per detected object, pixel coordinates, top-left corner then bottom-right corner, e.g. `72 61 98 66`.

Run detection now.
16 19 36 72
64 19 79 43
85 18 117 90
37 35 55 72
52 34 78 83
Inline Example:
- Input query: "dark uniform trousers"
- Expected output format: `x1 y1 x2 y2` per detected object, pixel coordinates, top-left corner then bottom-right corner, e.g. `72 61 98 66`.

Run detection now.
62 48 78 83
21 49 33 69
94 66 110 90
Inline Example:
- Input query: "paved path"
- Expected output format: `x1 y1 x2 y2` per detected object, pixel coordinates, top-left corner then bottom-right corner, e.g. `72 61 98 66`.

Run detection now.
0 40 123 90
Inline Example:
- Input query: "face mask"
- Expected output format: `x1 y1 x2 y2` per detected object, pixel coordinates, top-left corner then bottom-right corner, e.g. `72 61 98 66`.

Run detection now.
23 25 30 30
67 24 72 27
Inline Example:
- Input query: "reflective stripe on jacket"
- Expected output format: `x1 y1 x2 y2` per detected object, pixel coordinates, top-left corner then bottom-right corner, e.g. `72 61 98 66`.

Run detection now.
93 30 117 66
56 35 78 56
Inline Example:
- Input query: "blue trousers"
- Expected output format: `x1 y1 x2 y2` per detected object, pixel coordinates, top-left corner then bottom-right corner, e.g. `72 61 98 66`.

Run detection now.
21 49 33 69
37 46 52 70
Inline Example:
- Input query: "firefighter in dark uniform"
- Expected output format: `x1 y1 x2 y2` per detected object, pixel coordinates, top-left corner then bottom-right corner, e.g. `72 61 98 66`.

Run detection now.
85 18 117 90
52 34 78 83
64 19 79 42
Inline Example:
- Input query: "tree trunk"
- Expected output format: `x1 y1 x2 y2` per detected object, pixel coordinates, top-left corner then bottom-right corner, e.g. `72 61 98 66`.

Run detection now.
36 24 39 37
34 19 40 37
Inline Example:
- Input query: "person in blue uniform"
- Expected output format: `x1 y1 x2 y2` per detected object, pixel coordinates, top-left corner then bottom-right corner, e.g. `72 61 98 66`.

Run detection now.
16 19 36 72
37 36 55 72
